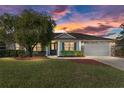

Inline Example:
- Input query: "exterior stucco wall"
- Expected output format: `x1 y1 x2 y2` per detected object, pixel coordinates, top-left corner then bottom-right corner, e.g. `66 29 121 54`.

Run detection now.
6 43 16 50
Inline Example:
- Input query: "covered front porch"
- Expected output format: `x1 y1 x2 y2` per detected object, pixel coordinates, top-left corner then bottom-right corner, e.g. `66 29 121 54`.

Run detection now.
46 40 82 56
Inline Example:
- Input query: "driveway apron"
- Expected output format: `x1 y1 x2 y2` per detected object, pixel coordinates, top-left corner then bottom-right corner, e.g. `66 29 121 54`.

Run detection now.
86 56 124 71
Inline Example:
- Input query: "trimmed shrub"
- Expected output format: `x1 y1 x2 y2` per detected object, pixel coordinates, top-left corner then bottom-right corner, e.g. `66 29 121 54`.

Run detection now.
115 46 124 57
33 51 39 56
32 51 46 56
61 51 84 57
0 50 25 57
16 50 25 57
0 50 47 57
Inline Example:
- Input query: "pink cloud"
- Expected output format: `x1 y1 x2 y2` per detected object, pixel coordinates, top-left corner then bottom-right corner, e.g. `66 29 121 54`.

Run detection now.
49 5 70 20
50 5 68 15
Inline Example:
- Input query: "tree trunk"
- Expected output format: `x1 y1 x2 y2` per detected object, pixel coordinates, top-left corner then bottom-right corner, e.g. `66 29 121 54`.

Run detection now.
28 47 33 57
41 44 46 56
29 50 33 57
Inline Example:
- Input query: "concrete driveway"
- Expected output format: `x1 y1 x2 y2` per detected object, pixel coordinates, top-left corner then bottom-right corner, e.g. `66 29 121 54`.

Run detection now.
48 56 124 71
86 56 124 71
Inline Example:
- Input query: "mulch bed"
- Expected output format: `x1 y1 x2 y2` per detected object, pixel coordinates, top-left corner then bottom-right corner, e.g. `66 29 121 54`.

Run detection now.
15 56 44 60
69 59 107 66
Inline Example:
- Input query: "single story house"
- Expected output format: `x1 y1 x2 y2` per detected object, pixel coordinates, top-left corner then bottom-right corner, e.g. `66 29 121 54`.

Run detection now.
0 33 115 56
48 33 115 56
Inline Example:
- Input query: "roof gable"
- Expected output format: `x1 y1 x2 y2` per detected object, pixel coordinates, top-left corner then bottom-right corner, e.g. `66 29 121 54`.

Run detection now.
54 33 76 39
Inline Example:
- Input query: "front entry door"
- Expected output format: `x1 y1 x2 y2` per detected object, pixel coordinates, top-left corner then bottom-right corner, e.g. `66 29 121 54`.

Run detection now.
50 42 57 55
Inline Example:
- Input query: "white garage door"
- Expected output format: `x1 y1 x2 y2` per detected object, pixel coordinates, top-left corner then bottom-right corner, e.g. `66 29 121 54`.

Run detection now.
84 42 110 56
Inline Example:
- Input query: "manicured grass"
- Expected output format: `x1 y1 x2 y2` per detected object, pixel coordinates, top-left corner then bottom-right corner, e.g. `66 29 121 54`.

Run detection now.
0 58 124 88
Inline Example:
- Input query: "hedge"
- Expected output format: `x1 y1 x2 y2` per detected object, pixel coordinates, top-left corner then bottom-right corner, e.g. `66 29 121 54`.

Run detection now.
0 50 25 57
61 51 84 57
115 46 124 57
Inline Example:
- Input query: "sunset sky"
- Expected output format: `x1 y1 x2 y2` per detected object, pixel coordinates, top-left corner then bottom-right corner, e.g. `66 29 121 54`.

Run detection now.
0 5 123 38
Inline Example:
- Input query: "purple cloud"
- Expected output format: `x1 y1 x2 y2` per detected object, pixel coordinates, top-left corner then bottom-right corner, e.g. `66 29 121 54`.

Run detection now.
70 24 114 36
83 24 113 33
0 5 28 15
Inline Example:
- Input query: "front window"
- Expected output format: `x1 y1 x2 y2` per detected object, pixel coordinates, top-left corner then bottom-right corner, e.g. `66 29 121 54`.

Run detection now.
63 42 75 51
51 43 57 50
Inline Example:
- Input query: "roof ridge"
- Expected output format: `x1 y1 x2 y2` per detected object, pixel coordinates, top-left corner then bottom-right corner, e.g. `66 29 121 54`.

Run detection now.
67 32 113 40
53 32 113 40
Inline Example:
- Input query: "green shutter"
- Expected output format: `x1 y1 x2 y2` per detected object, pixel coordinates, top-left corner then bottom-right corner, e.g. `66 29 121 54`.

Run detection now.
62 42 64 51
74 42 76 50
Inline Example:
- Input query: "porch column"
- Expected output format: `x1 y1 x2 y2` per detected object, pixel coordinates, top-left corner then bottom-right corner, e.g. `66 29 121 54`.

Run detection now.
78 41 81 51
48 44 50 55
57 41 60 56
76 41 79 50
45 46 48 56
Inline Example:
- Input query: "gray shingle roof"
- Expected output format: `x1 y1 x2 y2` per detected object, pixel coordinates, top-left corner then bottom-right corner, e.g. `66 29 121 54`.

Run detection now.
53 33 113 40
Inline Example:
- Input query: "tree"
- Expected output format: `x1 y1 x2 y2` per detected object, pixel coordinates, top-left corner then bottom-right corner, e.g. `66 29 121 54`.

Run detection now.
0 29 6 43
15 10 56 57
15 10 40 57
38 14 56 50
0 13 16 44
116 23 124 45
116 23 124 56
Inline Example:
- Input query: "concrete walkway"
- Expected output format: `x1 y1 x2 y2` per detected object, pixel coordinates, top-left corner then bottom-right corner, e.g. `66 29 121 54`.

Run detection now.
86 56 124 71
47 56 88 59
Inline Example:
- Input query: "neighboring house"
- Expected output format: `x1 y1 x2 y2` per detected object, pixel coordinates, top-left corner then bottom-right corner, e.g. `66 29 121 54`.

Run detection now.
0 33 115 56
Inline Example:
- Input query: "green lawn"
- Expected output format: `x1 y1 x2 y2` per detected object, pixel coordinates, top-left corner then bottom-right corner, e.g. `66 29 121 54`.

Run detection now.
0 58 124 88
